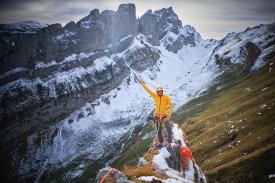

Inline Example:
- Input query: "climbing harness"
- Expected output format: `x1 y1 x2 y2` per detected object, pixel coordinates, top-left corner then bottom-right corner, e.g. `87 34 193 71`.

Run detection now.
152 116 169 149
145 117 167 163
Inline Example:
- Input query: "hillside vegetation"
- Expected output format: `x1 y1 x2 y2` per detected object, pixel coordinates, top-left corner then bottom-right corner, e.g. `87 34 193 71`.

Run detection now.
110 60 275 183
177 62 275 182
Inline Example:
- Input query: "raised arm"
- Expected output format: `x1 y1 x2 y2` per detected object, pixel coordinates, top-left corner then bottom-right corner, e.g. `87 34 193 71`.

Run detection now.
140 82 156 97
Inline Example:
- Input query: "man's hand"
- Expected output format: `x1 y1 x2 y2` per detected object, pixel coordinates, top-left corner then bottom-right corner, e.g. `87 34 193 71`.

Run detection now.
138 76 144 84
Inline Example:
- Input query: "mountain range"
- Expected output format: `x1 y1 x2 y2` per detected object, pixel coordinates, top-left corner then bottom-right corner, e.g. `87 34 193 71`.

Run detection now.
0 3 274 182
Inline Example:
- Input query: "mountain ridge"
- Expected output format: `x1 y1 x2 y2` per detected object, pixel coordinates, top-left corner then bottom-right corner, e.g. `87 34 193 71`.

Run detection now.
0 3 274 182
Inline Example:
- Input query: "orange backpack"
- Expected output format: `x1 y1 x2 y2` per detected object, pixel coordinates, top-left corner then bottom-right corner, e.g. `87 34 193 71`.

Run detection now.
180 146 193 170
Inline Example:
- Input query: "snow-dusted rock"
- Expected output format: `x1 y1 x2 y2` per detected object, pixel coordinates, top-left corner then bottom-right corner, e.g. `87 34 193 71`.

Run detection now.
0 3 273 182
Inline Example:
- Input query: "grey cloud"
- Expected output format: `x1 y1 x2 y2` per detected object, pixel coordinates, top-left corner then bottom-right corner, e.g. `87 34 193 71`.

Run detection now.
0 0 274 39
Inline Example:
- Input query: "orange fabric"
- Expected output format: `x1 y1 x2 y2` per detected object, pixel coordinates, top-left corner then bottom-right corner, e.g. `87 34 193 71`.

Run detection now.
180 146 193 170
180 146 193 160
141 82 173 117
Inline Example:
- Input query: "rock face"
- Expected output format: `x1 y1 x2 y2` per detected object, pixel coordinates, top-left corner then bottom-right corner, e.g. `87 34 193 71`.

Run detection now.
240 41 262 75
165 144 181 171
0 4 139 155
0 4 182 181
139 7 182 46
0 2 274 182
210 22 274 72
0 6 189 160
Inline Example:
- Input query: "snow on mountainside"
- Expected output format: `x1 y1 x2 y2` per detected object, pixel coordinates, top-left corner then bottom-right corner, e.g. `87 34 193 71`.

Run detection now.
207 24 274 70
0 20 48 34
0 3 274 182
16 29 216 181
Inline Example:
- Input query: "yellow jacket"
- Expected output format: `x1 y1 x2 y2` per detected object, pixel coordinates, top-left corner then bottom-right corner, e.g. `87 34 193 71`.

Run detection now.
141 82 173 117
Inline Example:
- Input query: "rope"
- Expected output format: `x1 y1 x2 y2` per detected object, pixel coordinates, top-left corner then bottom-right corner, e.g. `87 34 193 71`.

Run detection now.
146 116 169 164
152 118 160 150
151 117 167 150
144 117 176 167
99 167 117 183
144 119 160 164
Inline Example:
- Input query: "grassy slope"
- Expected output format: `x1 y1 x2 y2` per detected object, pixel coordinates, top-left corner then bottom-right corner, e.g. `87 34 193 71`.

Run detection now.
173 63 275 183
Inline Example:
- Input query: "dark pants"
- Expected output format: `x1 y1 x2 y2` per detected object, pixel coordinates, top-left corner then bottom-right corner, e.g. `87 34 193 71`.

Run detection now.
155 117 172 143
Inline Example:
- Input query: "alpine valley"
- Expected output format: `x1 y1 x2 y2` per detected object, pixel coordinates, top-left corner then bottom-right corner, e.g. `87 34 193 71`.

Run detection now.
0 3 274 183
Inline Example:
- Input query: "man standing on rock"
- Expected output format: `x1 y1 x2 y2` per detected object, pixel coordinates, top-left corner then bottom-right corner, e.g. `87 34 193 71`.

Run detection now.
138 77 173 149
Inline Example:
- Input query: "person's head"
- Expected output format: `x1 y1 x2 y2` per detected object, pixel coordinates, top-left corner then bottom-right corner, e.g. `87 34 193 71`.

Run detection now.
156 85 163 96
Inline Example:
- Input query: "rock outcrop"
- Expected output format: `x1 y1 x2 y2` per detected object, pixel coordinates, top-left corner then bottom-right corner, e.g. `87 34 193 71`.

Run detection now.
139 7 182 46
96 167 131 183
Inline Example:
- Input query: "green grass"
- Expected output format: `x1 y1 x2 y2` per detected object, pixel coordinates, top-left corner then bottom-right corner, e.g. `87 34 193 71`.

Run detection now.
175 62 275 183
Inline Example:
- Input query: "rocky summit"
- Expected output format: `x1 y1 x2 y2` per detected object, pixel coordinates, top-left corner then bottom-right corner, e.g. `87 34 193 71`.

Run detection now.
0 3 274 182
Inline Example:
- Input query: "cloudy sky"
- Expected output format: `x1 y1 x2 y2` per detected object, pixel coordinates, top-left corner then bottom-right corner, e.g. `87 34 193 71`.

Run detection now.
0 0 274 39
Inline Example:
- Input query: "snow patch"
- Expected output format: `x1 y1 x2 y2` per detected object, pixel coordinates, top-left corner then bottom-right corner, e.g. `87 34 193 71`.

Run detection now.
35 52 95 69
153 148 171 169
261 87 269 91
251 57 265 71
0 20 48 34
0 67 29 80
244 88 251 92
161 32 179 48
93 56 114 72
172 124 186 146
138 176 162 182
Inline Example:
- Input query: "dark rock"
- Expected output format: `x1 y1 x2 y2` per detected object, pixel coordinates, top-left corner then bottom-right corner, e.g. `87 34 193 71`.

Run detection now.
180 25 197 47
139 7 182 46
108 35 135 54
125 45 160 72
218 131 237 147
215 54 232 68
166 38 183 53
96 167 131 183
116 4 138 40
47 23 63 35
240 41 261 75
139 10 161 45
165 144 181 171
64 21 77 32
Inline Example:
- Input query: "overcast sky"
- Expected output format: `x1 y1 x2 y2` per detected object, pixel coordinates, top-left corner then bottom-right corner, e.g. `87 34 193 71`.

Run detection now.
0 0 274 39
